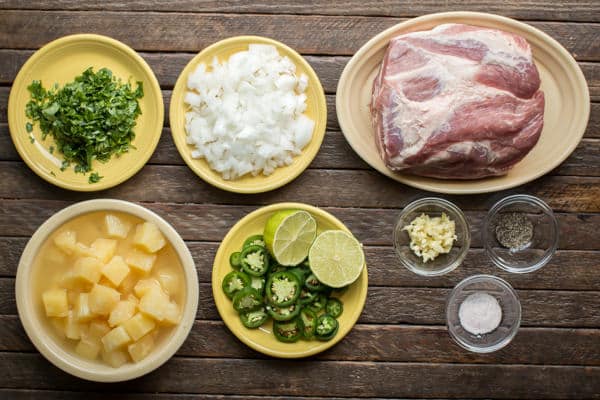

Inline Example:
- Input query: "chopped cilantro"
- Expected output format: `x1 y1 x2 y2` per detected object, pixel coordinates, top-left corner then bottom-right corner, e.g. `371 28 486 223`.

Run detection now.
49 145 54 154
50 171 56 177
29 136 35 143
88 172 103 184
25 67 143 179
25 122 33 132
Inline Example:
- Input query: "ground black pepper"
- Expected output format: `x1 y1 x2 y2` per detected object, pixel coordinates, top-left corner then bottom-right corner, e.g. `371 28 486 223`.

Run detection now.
495 212 533 250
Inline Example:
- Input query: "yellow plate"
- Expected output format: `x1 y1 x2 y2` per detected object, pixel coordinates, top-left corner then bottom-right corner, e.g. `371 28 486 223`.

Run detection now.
170 36 327 193
8 34 164 191
336 12 590 194
212 203 368 358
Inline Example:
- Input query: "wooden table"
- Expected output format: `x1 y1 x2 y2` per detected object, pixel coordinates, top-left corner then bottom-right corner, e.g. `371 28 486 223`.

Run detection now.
1 1 599 398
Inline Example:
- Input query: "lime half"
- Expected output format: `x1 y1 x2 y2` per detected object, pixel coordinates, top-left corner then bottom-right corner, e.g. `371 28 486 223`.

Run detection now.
264 210 317 266
308 230 365 288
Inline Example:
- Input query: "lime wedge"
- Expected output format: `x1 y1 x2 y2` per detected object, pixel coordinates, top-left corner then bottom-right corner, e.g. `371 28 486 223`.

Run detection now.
264 210 317 266
308 230 364 288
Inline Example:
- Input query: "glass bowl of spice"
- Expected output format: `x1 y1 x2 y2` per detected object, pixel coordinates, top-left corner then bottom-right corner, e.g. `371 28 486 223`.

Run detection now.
393 198 470 276
446 274 521 353
483 194 559 274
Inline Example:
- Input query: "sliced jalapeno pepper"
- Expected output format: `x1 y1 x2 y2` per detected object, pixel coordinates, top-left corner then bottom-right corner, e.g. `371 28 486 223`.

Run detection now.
250 275 266 295
229 251 242 270
232 287 263 313
315 314 339 341
273 318 302 343
298 287 318 305
266 271 301 307
240 308 269 328
305 273 327 292
307 293 328 313
240 245 269 276
222 270 251 299
299 307 317 339
243 234 265 249
288 266 309 283
325 298 343 318
266 302 301 321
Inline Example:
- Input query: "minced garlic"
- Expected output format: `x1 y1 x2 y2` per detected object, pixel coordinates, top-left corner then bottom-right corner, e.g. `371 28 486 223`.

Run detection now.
402 213 457 262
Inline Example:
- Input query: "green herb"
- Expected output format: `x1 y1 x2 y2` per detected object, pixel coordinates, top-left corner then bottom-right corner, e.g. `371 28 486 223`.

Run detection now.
25 122 33 133
25 67 143 181
50 171 56 177
88 172 103 184
49 146 54 154
29 136 35 143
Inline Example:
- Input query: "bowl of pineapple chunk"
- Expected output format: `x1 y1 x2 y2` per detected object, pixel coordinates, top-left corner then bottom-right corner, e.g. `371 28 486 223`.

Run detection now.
15 199 199 382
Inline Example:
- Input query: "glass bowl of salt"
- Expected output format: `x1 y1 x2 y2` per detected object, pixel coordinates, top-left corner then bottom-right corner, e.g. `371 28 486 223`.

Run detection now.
446 274 521 353
483 194 559 273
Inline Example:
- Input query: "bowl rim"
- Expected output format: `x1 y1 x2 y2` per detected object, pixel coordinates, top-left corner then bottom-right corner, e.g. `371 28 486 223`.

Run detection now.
483 194 559 273
15 199 199 382
446 274 522 353
393 197 471 277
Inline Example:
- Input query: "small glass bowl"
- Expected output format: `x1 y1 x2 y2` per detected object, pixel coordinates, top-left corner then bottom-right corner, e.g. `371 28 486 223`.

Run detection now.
393 197 470 276
483 194 559 274
446 275 521 353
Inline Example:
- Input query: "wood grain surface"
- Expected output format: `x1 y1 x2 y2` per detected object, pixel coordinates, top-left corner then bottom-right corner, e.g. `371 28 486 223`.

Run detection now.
0 1 599 399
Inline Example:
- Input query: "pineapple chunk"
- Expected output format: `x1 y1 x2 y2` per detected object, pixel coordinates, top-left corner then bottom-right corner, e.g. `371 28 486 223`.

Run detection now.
126 294 139 304
86 320 111 340
89 238 117 263
133 278 161 298
158 272 179 296
122 313 156 341
61 257 102 289
75 293 95 322
88 284 121 316
53 230 77 255
45 247 67 267
67 290 79 306
133 222 166 253
50 317 66 338
128 334 155 363
126 249 157 274
102 349 130 368
119 272 139 295
73 242 93 258
102 256 130 287
65 310 83 340
42 288 69 317
101 326 132 352
161 301 181 326
108 300 137 327
104 214 131 239
76 339 101 360
139 287 169 322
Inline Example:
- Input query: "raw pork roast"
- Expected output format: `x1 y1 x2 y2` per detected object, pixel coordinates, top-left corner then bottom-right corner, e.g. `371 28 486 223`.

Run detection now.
370 23 545 179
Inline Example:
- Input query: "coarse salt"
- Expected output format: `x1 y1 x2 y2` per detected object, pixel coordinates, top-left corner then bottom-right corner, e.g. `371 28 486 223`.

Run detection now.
458 292 502 335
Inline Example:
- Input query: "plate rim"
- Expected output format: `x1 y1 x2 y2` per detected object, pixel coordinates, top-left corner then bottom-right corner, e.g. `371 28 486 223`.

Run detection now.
169 35 327 194
7 33 164 192
336 11 590 194
211 202 369 358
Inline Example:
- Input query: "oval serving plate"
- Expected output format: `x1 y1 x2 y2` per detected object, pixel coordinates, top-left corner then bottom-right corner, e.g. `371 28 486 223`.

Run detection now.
212 203 368 358
8 34 164 192
336 12 590 194
170 36 327 194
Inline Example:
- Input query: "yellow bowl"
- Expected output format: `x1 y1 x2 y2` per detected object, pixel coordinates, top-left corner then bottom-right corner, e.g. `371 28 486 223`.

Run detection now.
212 203 368 358
169 36 327 193
7 34 164 191
15 199 199 382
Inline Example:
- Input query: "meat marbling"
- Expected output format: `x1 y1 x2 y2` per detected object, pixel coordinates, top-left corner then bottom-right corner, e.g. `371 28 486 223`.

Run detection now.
370 23 545 179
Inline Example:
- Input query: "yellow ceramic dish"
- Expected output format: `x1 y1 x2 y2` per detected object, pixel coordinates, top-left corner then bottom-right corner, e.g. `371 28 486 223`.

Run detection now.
212 203 368 358
7 34 164 191
336 12 590 194
170 36 327 193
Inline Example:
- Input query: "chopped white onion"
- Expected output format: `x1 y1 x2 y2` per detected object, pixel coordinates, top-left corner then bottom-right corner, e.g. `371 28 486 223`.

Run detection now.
184 44 314 180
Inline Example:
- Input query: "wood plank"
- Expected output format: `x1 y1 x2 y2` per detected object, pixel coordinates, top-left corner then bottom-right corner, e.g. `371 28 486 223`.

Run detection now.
2 200 599 250
1 161 599 212
3 237 600 290
0 353 598 398
1 0 598 22
0 11 599 60
2 316 599 366
2 278 599 327
2 49 598 99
